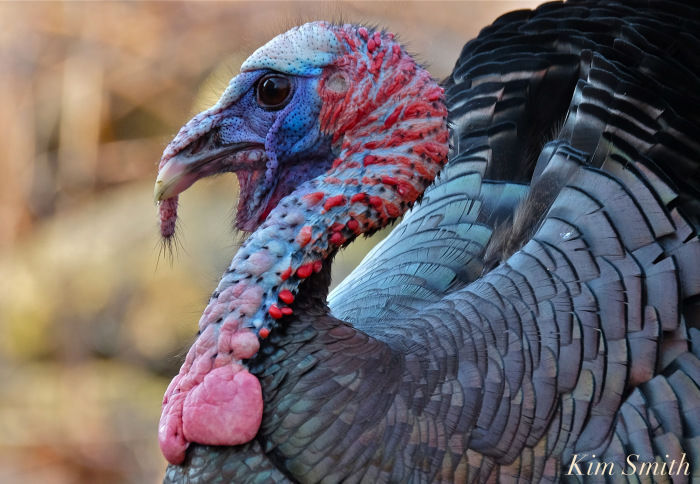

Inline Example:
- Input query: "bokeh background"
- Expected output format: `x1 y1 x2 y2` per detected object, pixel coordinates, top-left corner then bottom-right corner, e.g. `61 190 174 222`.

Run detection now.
0 2 540 482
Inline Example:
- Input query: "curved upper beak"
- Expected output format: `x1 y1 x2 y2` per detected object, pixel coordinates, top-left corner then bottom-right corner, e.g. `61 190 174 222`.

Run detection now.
154 141 261 202
155 70 268 203
154 155 196 202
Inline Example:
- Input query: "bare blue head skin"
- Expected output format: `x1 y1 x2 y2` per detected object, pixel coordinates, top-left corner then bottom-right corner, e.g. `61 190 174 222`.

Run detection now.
155 24 343 232
154 21 447 465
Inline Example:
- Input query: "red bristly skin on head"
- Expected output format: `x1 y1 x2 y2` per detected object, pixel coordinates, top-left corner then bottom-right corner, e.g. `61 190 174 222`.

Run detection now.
158 23 448 465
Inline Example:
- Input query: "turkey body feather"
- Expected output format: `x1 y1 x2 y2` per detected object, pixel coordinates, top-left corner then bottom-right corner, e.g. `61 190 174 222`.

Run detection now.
162 1 700 482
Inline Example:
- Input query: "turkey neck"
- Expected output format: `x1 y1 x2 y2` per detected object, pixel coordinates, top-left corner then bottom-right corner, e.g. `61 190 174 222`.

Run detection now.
203 26 451 337
159 25 450 465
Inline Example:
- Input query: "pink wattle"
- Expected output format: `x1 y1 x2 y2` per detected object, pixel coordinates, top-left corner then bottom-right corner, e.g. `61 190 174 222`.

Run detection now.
158 282 265 465
158 390 188 464
159 362 263 465
184 364 263 444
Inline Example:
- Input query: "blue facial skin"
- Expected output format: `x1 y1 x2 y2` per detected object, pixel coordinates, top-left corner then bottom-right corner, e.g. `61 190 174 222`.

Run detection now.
214 70 335 217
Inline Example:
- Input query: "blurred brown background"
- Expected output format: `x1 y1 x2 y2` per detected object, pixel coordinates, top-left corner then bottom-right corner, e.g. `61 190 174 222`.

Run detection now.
0 2 539 482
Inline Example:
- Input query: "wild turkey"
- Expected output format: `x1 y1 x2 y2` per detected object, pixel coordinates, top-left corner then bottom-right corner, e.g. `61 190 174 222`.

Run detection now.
154 0 700 481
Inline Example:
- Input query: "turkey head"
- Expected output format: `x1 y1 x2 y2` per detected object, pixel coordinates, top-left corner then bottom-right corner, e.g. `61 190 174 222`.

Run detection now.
154 22 448 465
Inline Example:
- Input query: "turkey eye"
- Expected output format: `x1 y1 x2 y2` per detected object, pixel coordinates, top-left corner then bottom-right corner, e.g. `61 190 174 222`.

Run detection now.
256 75 292 109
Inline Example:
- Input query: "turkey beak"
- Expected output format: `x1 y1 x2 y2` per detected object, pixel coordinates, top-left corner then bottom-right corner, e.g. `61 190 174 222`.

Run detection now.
154 153 196 202
154 139 260 202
